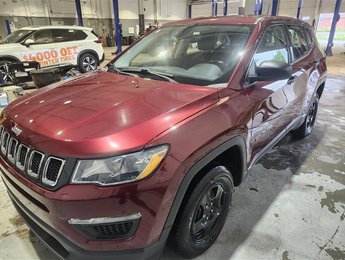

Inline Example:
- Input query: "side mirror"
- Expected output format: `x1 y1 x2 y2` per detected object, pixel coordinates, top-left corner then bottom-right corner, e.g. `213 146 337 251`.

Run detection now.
248 60 292 83
23 38 35 47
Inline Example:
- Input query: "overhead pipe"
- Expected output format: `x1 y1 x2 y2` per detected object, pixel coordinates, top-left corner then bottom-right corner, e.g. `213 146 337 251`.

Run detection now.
325 0 342 56
75 0 83 26
112 0 122 54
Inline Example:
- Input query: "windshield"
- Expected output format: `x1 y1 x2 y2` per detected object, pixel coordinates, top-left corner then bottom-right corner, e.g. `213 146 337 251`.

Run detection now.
0 30 34 44
113 25 252 86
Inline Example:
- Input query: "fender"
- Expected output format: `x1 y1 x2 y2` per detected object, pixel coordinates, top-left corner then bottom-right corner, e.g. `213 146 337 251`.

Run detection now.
0 55 21 62
77 49 100 65
163 135 247 231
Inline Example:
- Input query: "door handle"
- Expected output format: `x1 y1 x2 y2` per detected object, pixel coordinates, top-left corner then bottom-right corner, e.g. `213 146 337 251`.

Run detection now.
312 61 319 68
287 75 296 85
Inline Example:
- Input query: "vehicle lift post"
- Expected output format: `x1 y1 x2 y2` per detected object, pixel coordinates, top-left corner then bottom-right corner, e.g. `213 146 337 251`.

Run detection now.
75 0 83 26
224 0 228 16
255 0 263 15
271 0 279 16
296 0 303 19
212 0 218 16
325 0 342 56
5 20 11 35
113 0 122 54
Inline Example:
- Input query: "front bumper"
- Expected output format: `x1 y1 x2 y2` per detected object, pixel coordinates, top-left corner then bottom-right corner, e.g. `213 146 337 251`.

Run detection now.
0 153 181 259
6 184 167 260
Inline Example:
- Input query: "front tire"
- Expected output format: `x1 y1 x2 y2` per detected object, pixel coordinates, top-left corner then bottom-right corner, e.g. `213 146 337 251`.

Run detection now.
0 60 14 85
292 93 319 139
78 53 98 73
171 166 234 259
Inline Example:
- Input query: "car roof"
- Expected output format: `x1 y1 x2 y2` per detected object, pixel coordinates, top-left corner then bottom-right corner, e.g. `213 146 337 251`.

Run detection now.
163 15 310 27
20 25 93 31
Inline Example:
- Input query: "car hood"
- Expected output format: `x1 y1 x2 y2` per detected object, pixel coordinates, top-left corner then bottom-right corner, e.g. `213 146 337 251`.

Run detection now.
4 71 219 158
0 43 19 48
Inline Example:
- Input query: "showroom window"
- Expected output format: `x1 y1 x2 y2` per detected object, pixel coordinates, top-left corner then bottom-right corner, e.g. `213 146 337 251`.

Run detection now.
248 25 289 76
287 25 309 61
52 29 87 42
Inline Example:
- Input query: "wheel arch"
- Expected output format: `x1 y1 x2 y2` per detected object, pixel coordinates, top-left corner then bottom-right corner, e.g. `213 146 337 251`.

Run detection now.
77 49 100 65
316 82 325 98
164 136 247 231
0 55 20 62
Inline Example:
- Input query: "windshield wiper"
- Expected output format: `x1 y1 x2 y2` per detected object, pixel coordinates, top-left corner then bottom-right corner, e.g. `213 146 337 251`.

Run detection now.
121 68 177 83
108 65 139 77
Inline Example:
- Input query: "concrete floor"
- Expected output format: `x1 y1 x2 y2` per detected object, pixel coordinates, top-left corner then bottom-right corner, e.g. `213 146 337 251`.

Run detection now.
0 52 345 260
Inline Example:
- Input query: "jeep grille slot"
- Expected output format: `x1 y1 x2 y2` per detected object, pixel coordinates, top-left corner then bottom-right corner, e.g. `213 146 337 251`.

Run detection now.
16 144 29 171
0 125 4 141
42 157 65 187
27 151 45 179
1 131 10 155
7 138 18 163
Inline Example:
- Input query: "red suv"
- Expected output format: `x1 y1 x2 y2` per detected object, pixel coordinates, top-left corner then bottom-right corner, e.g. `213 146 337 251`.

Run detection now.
0 16 326 259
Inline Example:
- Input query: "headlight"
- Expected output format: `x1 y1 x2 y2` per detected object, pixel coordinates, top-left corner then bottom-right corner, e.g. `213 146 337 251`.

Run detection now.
71 145 168 186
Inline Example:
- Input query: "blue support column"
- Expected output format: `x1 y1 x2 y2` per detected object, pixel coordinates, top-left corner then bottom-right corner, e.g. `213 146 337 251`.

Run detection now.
224 0 228 16
326 0 342 56
297 0 303 19
112 0 122 54
271 0 279 16
75 0 83 26
5 20 11 35
188 4 192 18
212 0 218 16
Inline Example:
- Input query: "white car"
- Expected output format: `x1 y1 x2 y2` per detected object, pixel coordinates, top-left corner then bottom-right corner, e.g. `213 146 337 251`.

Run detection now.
0 25 104 73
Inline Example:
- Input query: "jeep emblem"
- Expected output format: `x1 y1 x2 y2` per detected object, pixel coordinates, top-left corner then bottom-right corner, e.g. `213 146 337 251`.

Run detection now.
11 124 22 136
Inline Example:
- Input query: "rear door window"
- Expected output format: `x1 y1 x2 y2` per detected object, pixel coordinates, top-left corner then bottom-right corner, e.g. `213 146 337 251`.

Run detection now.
286 25 309 62
52 29 87 42
27 29 53 44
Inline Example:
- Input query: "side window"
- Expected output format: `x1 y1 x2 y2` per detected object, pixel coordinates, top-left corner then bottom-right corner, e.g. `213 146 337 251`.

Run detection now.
52 29 87 43
287 25 308 61
27 29 53 44
304 28 313 49
248 25 289 76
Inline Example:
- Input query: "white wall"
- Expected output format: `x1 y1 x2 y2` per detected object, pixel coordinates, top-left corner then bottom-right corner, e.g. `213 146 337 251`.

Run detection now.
0 0 186 21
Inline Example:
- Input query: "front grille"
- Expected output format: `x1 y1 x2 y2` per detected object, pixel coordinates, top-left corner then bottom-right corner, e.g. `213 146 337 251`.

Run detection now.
77 220 140 240
16 144 29 171
0 125 66 188
7 138 18 163
28 151 45 179
42 157 65 186
1 131 10 155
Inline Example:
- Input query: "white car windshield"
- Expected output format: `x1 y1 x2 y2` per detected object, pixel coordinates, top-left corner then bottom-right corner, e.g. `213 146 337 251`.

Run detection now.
113 25 252 86
0 30 34 44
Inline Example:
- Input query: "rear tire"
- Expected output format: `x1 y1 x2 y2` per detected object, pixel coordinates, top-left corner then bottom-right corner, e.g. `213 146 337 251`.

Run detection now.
171 166 234 259
291 93 319 139
78 53 98 73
